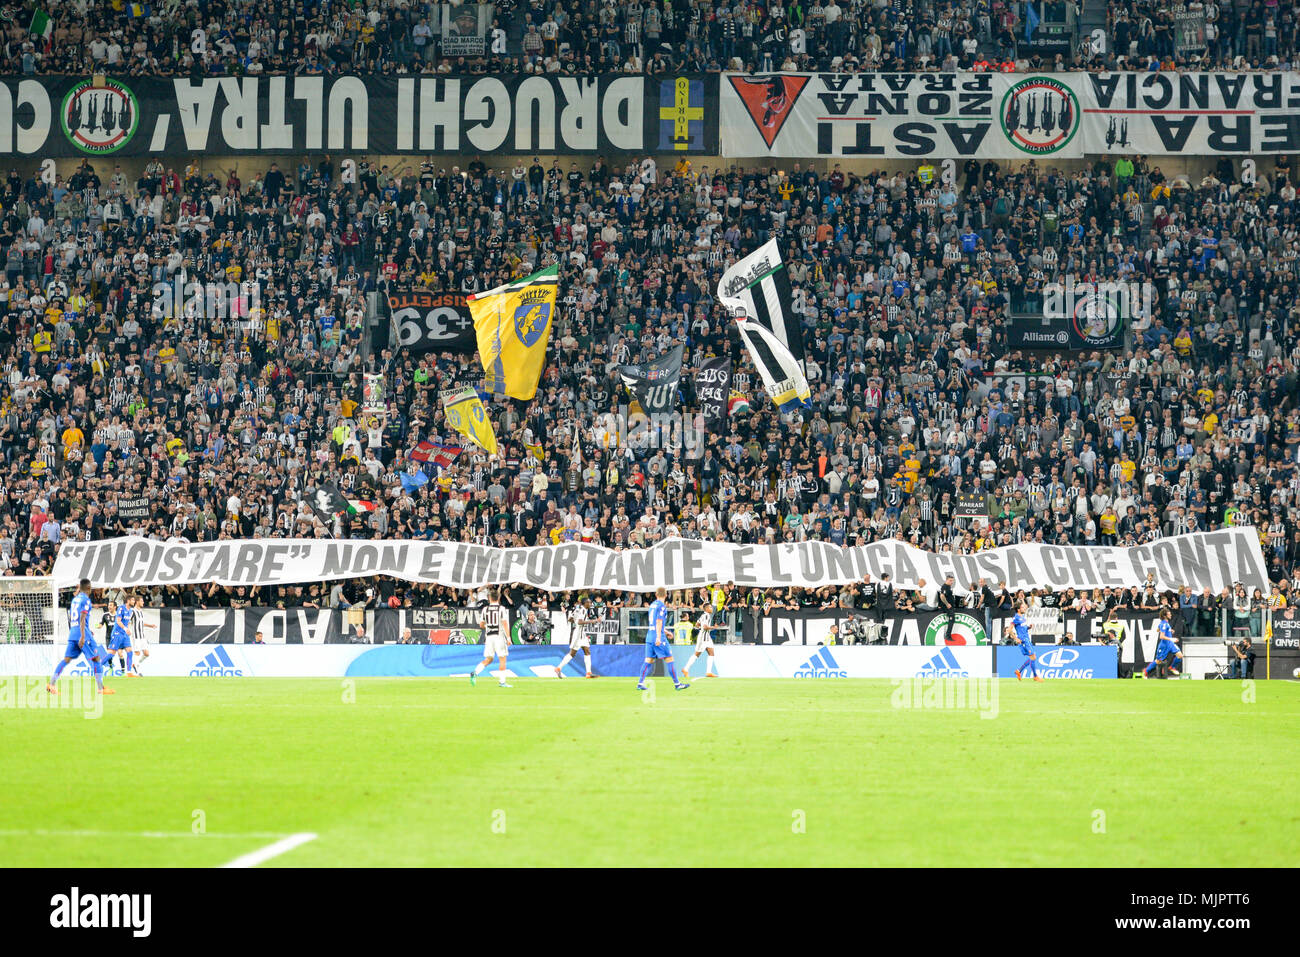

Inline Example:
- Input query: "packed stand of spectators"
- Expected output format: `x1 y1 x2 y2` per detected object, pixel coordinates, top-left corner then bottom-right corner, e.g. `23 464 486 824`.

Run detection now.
1103 0 1298 72
3 0 1290 77
3 142 1300 635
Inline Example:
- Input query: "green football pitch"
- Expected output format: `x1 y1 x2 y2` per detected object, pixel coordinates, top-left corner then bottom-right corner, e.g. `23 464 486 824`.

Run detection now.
2 677 1296 867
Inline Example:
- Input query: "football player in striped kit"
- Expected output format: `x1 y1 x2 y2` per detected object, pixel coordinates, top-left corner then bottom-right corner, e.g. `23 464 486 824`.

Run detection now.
130 593 152 674
681 594 720 678
470 590 512 688
555 596 596 678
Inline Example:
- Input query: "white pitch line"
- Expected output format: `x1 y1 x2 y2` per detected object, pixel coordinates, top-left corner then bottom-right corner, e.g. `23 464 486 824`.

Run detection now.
0 828 288 839
340 696 1294 712
220 832 318 868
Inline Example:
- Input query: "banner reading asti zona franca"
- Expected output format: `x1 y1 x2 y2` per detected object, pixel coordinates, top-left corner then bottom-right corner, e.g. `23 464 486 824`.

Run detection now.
721 70 1300 158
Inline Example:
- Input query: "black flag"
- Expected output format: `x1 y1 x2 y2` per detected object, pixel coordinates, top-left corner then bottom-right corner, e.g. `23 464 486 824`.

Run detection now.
694 355 731 433
306 483 352 525
619 344 684 415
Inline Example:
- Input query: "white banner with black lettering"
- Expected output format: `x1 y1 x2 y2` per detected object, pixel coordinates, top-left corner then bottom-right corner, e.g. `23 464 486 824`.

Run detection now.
721 72 1300 158
53 529 1269 596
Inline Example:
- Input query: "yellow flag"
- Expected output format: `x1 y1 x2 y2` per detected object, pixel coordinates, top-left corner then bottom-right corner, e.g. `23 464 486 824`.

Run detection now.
524 439 544 462
441 387 499 456
467 263 558 400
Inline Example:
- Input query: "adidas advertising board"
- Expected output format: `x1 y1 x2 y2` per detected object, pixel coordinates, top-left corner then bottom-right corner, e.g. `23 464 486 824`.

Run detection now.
1 642 994 678
722 71 1300 158
57 530 1270 597
23 640 1299 678
793 647 848 678
706 645 994 678
189 646 244 677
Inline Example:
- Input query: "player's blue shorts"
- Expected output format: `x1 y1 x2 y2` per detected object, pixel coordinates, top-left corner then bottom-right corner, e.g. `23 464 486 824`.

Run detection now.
64 632 106 662
1019 640 1036 657
644 637 673 659
108 629 131 651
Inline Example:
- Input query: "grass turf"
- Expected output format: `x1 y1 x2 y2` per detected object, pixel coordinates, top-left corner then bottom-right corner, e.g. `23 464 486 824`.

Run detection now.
2 676 1296 867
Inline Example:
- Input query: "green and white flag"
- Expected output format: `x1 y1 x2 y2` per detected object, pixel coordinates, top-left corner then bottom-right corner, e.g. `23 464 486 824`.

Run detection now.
28 8 52 39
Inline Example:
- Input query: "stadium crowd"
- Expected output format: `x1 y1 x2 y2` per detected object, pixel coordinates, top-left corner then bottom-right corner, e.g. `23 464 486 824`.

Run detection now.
2 138 1299 639
0 3 1297 642
2 0 1295 77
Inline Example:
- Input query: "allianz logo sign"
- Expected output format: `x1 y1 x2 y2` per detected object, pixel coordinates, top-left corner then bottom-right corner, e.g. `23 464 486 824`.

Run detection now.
793 647 847 678
1036 647 1095 678
189 646 244 677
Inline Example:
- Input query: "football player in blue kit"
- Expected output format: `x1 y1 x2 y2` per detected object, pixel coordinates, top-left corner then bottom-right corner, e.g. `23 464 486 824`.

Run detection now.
47 579 114 695
1142 610 1183 678
638 587 689 692
107 599 138 676
1010 602 1044 682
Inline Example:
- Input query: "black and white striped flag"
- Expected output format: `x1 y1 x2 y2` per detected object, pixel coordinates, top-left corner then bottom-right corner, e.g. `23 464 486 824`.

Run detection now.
717 239 811 412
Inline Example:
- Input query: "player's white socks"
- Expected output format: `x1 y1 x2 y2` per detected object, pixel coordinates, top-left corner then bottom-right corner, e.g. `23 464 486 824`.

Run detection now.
473 662 487 676
706 656 716 675
559 652 574 669
684 653 699 674
583 655 592 676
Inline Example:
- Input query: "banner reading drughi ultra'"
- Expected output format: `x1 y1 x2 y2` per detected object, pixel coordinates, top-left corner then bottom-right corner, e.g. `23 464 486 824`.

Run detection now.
721 71 1300 158
0 73 718 156
53 529 1269 595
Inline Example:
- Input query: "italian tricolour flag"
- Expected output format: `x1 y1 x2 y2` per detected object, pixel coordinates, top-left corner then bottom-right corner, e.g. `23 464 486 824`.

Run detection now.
28 9 53 40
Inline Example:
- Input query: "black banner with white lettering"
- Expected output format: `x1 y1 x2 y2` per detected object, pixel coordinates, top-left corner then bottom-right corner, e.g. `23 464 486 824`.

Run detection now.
152 607 366 644
388 289 477 354
620 344 683 415
372 606 496 645
0 74 718 157
741 608 992 646
695 355 731 433
1009 316 1125 351
116 497 151 521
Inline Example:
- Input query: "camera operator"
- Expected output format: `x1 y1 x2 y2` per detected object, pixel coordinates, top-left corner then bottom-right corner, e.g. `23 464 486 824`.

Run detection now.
1100 609 1126 646
520 609 551 644
1228 634 1254 679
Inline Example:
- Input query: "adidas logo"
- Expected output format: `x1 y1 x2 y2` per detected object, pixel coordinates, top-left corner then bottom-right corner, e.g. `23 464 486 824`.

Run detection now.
917 647 969 678
793 647 847 678
189 646 243 677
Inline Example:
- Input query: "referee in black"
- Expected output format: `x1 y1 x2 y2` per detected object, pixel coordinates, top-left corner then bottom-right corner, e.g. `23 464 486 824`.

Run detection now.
938 573 958 642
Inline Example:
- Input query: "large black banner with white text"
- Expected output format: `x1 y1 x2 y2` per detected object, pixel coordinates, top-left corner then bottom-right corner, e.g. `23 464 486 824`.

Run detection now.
620 344 684 415
150 607 366 644
0 74 718 157
387 289 477 353
742 608 993 646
